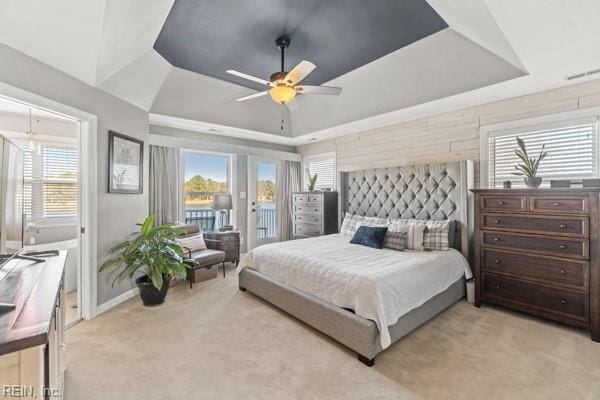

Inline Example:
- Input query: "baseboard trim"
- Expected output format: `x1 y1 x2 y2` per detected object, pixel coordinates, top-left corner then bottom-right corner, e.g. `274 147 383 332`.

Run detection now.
95 288 138 316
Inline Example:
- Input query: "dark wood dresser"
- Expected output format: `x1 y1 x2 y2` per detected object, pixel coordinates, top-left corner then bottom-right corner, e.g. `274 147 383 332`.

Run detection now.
472 189 600 341
292 192 338 239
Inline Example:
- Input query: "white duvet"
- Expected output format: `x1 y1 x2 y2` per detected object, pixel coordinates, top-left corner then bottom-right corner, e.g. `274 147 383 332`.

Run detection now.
238 234 472 349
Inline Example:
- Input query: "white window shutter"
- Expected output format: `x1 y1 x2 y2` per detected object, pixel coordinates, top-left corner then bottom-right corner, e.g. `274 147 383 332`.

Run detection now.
488 118 598 187
304 155 336 190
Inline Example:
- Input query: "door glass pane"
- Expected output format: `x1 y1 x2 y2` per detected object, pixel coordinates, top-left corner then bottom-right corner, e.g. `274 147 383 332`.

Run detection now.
256 163 277 239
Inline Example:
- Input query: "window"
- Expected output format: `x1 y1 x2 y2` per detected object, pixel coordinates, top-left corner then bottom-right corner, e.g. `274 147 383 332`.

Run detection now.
486 117 599 188
303 153 336 191
23 144 79 220
183 151 231 231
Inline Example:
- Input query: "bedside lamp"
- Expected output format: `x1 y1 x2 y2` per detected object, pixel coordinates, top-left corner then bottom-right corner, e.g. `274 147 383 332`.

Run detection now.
213 193 233 231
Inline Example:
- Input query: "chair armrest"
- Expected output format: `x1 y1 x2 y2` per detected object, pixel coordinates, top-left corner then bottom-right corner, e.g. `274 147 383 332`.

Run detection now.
182 246 192 258
204 239 223 251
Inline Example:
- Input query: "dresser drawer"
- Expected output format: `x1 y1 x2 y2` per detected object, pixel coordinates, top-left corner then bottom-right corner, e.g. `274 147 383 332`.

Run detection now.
294 204 322 214
482 249 588 289
481 214 588 237
482 231 588 259
306 194 323 203
483 274 587 319
293 193 323 205
480 195 527 213
294 223 323 237
294 213 322 225
529 196 588 215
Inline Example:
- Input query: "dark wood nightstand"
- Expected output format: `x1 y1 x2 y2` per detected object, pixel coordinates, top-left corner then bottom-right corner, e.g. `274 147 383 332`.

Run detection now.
203 231 241 269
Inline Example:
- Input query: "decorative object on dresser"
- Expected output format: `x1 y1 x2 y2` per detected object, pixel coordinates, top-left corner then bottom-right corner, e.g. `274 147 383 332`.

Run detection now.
292 191 338 239
203 230 241 270
511 137 547 188
472 188 600 342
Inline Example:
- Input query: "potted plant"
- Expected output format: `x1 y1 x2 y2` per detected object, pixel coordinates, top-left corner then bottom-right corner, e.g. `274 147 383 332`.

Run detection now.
100 214 191 306
512 137 548 188
306 168 318 192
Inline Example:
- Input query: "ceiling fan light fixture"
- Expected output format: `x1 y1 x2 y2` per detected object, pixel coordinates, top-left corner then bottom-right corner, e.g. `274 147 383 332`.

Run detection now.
269 85 296 104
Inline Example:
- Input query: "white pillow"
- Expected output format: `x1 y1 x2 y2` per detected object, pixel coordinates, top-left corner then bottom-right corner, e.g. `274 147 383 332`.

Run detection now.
340 213 364 237
176 233 207 252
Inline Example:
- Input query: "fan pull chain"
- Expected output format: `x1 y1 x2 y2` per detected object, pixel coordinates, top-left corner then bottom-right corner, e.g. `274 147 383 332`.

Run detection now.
281 105 285 131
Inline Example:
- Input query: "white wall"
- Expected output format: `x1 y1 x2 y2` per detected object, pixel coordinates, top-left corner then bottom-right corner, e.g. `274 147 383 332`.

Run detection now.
298 77 600 189
0 43 149 305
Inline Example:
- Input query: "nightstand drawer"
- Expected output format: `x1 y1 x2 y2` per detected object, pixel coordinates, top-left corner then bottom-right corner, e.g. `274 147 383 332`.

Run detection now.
482 249 588 289
482 231 588 259
529 196 588 214
480 195 527 213
481 214 588 237
294 213 322 225
294 223 322 237
483 274 587 320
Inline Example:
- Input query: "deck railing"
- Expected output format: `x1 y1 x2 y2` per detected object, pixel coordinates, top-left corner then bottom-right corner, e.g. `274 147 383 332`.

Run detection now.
257 207 277 239
184 206 277 238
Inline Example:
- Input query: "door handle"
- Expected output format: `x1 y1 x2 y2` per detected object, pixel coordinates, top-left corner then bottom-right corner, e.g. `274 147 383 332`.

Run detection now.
252 209 256 212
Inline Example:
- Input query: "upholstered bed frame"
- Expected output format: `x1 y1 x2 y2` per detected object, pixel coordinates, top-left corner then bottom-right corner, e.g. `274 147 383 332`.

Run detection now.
239 160 474 366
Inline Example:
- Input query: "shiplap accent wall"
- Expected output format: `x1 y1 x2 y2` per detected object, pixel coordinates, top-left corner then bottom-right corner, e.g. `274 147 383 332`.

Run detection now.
298 78 600 187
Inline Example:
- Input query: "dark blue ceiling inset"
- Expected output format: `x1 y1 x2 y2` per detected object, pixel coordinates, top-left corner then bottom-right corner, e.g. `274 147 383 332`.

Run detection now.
154 0 448 91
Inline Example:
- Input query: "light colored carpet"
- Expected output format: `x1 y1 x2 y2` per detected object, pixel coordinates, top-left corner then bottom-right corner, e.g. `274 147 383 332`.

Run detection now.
65 266 600 400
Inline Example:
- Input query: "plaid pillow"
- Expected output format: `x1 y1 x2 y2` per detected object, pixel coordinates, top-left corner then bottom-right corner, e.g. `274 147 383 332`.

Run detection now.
363 216 388 226
340 213 364 237
422 220 451 251
384 231 407 251
388 222 425 251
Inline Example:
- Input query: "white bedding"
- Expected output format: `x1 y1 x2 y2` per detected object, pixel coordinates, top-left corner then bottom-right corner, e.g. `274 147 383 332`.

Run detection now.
238 234 472 349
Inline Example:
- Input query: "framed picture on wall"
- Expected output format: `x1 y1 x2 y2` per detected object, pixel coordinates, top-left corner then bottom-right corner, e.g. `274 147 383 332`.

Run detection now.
108 131 143 194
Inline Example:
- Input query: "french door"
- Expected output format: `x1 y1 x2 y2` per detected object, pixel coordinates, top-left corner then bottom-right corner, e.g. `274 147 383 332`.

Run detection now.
247 157 279 249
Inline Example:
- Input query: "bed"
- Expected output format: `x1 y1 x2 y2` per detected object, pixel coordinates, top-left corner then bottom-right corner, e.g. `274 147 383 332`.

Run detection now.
238 161 474 366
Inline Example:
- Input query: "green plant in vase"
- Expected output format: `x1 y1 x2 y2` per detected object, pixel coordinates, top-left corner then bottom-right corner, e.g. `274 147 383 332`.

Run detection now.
511 136 548 188
100 214 191 306
306 168 318 192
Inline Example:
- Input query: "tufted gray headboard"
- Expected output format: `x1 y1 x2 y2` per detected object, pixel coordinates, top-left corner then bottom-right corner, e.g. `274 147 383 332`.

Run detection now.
339 161 474 260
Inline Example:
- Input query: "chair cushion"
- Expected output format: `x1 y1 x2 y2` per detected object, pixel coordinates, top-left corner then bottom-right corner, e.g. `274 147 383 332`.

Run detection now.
189 249 225 266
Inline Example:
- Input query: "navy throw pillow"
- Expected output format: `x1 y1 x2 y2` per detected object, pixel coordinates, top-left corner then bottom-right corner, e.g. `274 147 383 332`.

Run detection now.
350 225 388 249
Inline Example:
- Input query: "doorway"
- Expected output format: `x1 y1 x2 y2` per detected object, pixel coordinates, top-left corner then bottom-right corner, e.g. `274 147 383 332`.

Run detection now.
0 95 85 326
247 157 279 249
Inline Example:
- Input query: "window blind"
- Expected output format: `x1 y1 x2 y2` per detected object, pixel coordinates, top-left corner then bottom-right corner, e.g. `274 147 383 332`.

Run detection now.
304 155 336 190
22 144 79 219
488 118 598 188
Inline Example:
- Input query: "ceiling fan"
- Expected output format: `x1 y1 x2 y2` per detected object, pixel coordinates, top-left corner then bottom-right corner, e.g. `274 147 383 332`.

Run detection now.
227 35 342 109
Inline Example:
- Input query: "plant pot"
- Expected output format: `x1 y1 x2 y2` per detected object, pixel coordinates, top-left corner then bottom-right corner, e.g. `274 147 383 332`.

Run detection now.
135 275 171 306
524 176 542 188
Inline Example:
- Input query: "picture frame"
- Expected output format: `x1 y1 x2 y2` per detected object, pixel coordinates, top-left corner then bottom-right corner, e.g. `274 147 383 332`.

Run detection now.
108 131 143 194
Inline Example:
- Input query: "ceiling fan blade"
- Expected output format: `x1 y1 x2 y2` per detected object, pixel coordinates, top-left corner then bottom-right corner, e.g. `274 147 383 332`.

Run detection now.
235 91 269 102
295 85 342 95
284 60 316 85
227 70 272 87
286 98 299 111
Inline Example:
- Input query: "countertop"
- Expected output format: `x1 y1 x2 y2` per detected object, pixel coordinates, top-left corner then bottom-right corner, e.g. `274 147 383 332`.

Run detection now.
0 251 67 356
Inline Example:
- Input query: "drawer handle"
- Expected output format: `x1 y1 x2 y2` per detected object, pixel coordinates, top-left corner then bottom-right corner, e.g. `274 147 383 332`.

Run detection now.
494 219 500 224
560 269 567 275
498 201 504 206
560 299 568 304
493 237 500 242
553 202 560 207
559 244 568 249
495 284 502 289
559 224 567 229
495 259 501 264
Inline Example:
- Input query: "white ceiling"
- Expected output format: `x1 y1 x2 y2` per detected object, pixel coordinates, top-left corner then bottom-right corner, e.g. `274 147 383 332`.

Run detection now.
0 0 599 146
